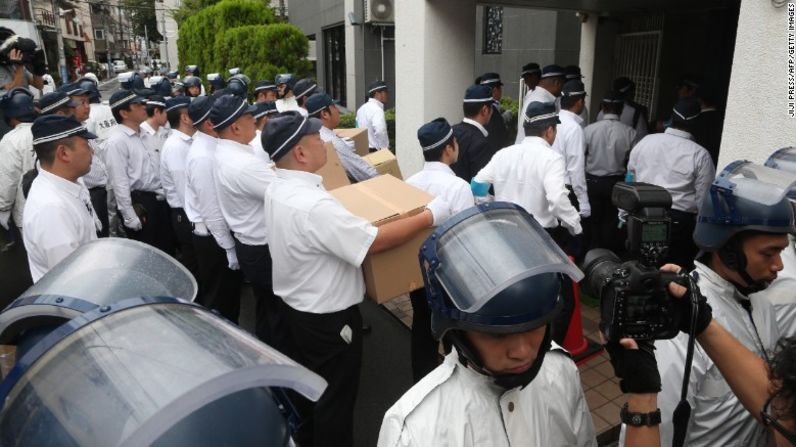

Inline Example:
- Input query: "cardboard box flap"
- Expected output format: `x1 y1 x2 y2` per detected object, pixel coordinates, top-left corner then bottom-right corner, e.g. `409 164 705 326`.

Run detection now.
362 149 395 165
331 175 432 225
315 142 351 190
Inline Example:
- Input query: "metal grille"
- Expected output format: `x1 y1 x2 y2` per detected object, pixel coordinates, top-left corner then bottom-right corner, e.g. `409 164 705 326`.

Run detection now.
613 31 662 120
483 6 503 55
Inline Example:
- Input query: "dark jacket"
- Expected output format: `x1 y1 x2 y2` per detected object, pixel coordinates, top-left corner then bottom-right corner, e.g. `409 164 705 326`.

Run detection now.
452 120 495 182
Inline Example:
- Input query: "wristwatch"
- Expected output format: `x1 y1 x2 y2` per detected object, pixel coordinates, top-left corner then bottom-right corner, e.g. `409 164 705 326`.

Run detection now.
620 403 661 427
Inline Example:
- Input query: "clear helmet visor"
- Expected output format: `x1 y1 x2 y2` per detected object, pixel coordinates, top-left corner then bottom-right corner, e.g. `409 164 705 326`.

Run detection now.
432 207 583 313
718 161 796 205
764 148 796 199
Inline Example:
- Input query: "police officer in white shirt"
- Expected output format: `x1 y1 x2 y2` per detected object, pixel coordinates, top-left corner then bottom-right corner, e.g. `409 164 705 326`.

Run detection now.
583 91 637 253
306 93 378 182
356 80 390 150
596 77 649 141
262 111 451 447
105 89 172 253
405 117 475 382
476 73 510 154
628 96 714 269
184 95 242 323
210 94 291 353
0 88 37 234
564 65 590 125
553 80 591 231
520 62 541 93
293 78 317 112
140 95 170 169
451 84 496 183
473 101 582 241
23 115 98 281
160 96 198 276
77 78 114 237
250 100 277 163
254 80 278 103
275 73 303 114
515 64 565 144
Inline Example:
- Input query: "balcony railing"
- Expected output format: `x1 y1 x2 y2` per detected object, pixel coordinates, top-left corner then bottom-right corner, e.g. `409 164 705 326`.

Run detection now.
33 7 56 29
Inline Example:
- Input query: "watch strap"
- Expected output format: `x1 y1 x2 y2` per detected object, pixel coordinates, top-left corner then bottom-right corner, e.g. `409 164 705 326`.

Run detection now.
621 403 662 427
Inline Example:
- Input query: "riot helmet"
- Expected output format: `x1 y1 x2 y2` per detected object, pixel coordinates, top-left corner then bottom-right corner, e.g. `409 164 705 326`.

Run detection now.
227 74 250 99
419 202 583 389
77 77 101 103
1 87 36 121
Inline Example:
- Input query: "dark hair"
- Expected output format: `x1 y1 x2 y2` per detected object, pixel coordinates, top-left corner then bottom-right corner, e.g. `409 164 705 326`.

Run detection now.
601 101 624 116
560 95 583 110
146 104 164 118
670 118 694 133
111 105 129 124
422 136 455 162
769 337 796 422
34 136 75 165
523 122 555 137
167 107 185 129
463 102 489 118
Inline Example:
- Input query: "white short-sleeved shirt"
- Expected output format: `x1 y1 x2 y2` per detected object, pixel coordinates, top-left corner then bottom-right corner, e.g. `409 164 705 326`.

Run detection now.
23 169 98 281
473 136 582 235
160 129 193 208
214 137 277 246
0 122 34 228
356 98 389 149
264 169 378 313
405 162 474 219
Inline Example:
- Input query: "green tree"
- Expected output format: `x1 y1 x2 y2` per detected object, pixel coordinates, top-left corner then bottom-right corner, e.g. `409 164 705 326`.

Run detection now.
123 0 162 41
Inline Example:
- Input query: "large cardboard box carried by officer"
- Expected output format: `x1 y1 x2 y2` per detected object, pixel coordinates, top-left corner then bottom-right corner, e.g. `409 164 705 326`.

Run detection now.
315 142 351 190
363 149 402 179
334 127 369 156
331 175 432 303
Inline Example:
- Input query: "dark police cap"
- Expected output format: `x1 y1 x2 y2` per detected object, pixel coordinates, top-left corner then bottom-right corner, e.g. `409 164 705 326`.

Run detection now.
417 117 453 152
39 91 78 115
255 80 277 92
188 95 216 126
294 78 318 100
521 63 541 76
523 101 560 125
463 84 492 103
367 80 388 95
275 73 295 87
305 93 338 117
165 96 191 112
109 89 147 110
253 100 277 120
167 70 179 79
540 64 565 79
613 77 635 95
209 94 257 131
672 96 701 122
601 90 624 104
561 80 587 98
31 115 96 145
262 111 323 162
478 72 503 86
58 82 89 97
145 95 167 109
564 65 583 80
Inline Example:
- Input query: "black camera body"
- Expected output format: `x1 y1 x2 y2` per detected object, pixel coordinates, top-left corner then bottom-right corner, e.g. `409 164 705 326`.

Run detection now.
582 182 685 341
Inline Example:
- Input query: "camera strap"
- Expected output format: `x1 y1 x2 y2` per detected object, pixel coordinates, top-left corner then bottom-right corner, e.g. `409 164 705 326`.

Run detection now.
672 276 699 447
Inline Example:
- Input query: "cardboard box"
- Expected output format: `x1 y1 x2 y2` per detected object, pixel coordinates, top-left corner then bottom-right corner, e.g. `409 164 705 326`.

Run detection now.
316 142 351 190
334 127 369 156
363 149 402 180
330 175 433 303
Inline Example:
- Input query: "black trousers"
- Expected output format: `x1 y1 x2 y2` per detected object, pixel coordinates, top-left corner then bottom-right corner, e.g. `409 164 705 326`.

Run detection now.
170 208 198 278
0 221 32 308
192 233 242 323
409 287 440 383
88 186 109 238
234 238 294 356
126 190 175 255
286 304 363 447
586 174 626 253
667 210 698 270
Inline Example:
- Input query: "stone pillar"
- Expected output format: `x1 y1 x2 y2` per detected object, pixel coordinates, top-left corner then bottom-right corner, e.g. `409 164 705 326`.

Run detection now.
578 13 598 113
394 0 476 177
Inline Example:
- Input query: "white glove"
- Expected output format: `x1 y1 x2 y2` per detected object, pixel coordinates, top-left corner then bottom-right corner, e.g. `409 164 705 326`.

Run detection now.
579 207 591 219
124 216 142 231
425 196 451 226
226 248 240 270
474 194 493 205
0 209 10 231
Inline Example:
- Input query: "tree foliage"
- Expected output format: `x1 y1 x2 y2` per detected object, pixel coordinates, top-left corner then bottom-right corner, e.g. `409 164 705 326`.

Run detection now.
177 0 310 92
123 0 162 41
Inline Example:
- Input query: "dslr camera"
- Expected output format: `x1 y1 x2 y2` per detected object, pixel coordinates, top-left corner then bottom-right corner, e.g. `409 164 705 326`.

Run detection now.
0 35 47 76
581 182 687 341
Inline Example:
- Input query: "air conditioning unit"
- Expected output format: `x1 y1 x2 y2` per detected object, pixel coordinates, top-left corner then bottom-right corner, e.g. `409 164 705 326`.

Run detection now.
364 0 394 24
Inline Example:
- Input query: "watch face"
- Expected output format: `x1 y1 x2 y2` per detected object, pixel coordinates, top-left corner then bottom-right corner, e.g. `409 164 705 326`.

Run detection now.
632 415 643 425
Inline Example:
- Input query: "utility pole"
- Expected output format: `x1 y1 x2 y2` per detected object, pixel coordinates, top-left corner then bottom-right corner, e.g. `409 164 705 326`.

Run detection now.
50 0 68 82
160 6 169 69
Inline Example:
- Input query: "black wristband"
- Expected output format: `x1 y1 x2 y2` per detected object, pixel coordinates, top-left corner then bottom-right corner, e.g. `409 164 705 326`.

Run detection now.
621 403 661 427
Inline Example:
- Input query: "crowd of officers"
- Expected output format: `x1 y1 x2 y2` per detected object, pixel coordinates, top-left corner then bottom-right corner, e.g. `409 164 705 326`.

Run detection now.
1 57 789 447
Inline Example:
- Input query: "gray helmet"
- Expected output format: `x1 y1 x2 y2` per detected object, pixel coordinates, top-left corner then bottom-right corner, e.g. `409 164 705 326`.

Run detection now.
1 87 36 120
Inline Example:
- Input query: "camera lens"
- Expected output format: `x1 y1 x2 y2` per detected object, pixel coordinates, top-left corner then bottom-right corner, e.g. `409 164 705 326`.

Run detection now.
581 248 622 298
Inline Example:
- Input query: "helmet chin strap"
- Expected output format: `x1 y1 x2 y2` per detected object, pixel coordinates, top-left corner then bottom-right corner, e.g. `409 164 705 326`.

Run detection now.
449 325 553 390
731 267 770 295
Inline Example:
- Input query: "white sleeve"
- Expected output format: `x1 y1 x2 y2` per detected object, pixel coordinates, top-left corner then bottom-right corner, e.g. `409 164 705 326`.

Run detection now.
693 149 716 211
28 205 86 273
544 156 582 235
307 197 378 267
0 134 22 215
566 128 590 214
377 413 417 447
450 180 476 215
373 109 390 149
105 136 137 223
191 156 235 250
473 156 497 185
